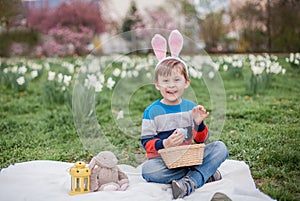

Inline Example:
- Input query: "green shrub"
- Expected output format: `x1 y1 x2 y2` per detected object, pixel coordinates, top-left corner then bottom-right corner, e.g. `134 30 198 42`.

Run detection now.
0 29 40 57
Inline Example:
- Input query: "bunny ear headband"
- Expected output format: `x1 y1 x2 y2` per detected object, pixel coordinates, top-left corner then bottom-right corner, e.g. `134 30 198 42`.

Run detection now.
151 29 188 76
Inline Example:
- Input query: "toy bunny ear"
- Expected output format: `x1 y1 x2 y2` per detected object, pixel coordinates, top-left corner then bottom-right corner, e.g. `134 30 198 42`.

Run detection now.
151 34 167 61
89 158 97 170
168 30 183 57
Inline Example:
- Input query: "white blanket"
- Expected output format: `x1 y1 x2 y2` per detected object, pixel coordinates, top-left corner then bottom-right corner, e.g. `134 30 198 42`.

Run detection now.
0 160 275 201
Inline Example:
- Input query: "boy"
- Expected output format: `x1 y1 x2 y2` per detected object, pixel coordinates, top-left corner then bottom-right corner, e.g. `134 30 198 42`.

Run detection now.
141 30 228 199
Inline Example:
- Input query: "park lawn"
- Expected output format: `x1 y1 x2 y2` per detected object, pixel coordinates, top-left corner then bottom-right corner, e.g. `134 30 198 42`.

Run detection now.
0 56 299 201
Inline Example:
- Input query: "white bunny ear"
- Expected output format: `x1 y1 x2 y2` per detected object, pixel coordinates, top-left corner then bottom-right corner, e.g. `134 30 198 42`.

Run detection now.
168 30 183 57
89 158 97 170
151 34 167 61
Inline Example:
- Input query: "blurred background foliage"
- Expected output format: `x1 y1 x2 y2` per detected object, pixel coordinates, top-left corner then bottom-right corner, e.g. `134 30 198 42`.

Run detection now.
0 0 299 57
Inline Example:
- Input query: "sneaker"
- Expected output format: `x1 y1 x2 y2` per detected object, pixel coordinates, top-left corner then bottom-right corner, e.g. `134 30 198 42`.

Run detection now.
171 176 196 199
206 170 222 183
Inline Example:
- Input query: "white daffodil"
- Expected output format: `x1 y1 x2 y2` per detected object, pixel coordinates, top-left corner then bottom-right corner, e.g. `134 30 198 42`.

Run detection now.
270 63 282 74
224 56 233 63
189 68 198 79
116 110 124 120
197 71 203 79
84 78 91 89
67 64 75 74
16 76 25 85
289 53 294 62
132 70 139 77
121 71 126 78
122 62 128 70
212 62 219 71
29 62 41 70
80 66 87 73
88 59 100 73
11 66 18 73
146 72 152 79
63 75 72 86
44 62 50 70
48 71 56 81
232 61 237 68
106 77 115 90
235 60 243 68
84 74 97 89
208 71 215 79
112 68 121 77
249 54 255 62
75 59 83 66
223 64 228 71
18 66 27 74
251 65 264 75
57 73 63 83
260 61 265 68
127 71 132 78
135 64 144 71
94 81 103 92
98 73 105 84
30 70 38 79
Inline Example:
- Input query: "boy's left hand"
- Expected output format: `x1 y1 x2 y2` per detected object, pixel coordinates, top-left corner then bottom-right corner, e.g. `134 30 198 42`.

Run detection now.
192 105 209 125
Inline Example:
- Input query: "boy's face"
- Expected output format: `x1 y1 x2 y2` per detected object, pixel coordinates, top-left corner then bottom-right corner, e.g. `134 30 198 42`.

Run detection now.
155 70 190 105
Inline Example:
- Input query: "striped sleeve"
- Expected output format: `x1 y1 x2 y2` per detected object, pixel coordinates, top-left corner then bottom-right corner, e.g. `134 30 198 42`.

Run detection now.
141 110 160 154
192 121 209 143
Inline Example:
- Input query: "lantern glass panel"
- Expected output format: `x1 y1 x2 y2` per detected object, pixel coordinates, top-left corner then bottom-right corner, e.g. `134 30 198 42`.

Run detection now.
84 178 88 191
76 178 80 191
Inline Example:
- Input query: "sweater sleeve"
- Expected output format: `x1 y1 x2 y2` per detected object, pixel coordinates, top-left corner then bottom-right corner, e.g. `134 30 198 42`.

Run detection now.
192 121 209 143
141 138 164 152
141 108 165 157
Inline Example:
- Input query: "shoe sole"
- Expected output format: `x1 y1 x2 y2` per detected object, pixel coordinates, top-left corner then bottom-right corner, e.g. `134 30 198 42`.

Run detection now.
206 170 222 183
171 180 183 199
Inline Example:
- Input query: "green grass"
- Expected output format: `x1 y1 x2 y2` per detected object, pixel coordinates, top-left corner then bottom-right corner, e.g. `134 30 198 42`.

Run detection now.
0 56 299 200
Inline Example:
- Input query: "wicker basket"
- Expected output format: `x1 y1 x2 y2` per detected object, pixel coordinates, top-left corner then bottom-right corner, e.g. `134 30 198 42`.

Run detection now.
158 144 205 169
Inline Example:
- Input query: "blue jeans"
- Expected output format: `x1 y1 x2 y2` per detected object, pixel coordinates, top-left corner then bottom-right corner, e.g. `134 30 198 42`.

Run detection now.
142 141 228 188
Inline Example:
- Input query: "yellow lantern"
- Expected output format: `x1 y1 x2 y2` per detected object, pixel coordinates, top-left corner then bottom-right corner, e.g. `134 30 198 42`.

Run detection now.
69 161 91 195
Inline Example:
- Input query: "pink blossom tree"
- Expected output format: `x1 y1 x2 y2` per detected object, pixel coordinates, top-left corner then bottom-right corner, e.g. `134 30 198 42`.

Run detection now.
144 8 177 31
129 7 178 40
26 4 55 33
26 0 106 56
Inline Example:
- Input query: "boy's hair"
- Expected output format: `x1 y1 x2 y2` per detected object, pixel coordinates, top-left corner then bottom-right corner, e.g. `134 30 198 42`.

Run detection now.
154 58 189 82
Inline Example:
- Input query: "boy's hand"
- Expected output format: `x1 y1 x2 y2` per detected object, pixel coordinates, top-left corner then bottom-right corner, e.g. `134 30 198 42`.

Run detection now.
192 105 210 125
163 129 184 148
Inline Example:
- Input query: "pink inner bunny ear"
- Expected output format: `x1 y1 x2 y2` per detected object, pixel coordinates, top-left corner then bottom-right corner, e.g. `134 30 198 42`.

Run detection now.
151 34 167 61
168 30 183 57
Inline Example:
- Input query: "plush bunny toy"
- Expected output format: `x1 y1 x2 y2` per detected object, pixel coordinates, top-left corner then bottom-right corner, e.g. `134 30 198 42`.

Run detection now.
89 151 129 191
